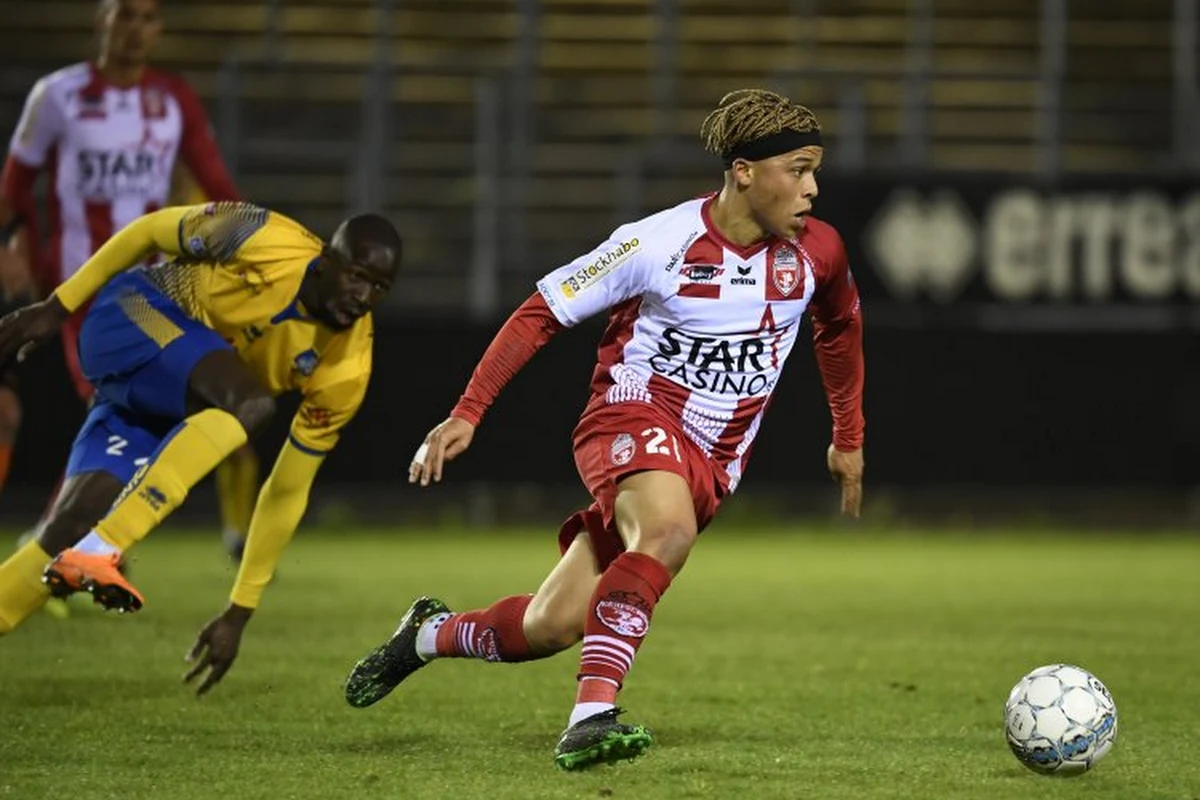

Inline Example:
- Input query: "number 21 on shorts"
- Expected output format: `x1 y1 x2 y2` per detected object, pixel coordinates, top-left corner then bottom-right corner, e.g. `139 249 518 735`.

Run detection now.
642 427 682 462
610 427 683 467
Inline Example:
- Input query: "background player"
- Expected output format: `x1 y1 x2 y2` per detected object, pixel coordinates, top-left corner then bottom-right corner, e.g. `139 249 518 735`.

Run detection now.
0 0 259 559
0 201 401 694
343 89 865 770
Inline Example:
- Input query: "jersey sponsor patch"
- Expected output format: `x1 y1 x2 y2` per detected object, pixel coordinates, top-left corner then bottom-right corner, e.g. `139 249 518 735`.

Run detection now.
560 238 639 298
299 404 334 429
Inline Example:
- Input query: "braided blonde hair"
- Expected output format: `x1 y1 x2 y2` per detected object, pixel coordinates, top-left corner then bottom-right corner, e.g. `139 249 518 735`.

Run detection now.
700 89 821 157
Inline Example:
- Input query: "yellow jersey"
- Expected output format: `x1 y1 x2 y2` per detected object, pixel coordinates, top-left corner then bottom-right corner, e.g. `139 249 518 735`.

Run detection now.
56 201 373 454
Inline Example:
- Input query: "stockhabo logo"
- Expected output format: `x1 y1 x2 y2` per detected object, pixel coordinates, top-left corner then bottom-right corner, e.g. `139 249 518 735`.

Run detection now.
560 238 639 298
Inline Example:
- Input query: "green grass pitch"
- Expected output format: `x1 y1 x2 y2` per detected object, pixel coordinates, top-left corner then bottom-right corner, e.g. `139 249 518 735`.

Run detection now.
1 527 1197 800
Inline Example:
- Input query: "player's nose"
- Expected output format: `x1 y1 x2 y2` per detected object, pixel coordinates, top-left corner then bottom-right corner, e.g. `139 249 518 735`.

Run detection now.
803 173 819 199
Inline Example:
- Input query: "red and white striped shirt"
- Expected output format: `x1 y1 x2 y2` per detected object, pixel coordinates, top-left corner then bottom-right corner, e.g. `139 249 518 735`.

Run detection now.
453 195 865 492
2 62 237 288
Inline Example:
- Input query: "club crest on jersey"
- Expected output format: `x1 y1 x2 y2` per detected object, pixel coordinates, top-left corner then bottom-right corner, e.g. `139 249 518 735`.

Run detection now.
142 87 166 119
610 432 635 466
772 245 800 296
292 349 320 377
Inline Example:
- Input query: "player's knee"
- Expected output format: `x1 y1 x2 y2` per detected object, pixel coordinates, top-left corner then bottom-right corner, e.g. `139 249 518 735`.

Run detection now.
231 393 275 437
629 519 696 575
522 602 584 654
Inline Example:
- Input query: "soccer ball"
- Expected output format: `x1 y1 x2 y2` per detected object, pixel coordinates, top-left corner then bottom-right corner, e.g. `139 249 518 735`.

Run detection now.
1004 663 1118 775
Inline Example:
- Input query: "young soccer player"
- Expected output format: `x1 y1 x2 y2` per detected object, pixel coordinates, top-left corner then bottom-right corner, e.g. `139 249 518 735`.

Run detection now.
344 89 865 770
0 201 401 694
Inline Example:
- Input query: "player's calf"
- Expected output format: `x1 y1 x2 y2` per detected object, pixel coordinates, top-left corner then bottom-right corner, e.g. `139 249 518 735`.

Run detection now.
36 472 125 556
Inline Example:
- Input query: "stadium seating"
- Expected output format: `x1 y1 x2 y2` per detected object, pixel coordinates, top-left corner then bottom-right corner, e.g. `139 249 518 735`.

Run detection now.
0 0 1177 310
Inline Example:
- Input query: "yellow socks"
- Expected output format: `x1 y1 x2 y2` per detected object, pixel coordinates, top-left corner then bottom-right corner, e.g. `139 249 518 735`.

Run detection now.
96 408 248 551
0 540 53 634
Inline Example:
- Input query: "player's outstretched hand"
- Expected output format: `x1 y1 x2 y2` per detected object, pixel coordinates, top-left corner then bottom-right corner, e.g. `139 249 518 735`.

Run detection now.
409 416 476 486
184 604 252 696
826 444 864 519
0 295 68 368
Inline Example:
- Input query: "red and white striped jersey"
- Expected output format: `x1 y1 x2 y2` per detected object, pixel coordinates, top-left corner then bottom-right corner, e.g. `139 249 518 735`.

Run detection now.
4 62 237 285
536 195 860 491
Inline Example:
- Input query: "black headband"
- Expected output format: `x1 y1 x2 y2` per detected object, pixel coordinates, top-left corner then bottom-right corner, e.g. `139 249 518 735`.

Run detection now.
721 129 823 167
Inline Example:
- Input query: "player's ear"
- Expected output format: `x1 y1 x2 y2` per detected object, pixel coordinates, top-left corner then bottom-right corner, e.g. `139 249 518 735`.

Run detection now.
730 159 754 189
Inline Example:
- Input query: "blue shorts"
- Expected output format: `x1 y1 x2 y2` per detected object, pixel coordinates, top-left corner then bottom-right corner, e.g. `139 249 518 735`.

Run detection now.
79 270 231 420
65 400 176 483
66 270 231 481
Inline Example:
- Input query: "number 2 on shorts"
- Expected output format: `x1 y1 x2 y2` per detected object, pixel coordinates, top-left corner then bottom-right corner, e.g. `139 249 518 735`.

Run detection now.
641 427 682 462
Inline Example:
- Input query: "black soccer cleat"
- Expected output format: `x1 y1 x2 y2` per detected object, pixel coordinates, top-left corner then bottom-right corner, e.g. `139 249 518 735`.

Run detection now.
554 708 654 771
344 596 451 709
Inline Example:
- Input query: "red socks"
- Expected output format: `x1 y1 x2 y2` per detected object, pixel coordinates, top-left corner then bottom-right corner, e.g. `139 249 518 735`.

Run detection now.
433 594 536 662
575 551 673 705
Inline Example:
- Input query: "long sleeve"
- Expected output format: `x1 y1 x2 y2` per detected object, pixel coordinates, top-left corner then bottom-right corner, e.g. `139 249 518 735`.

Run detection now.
229 440 324 609
811 239 865 451
1 158 41 277
451 292 565 425
52 206 189 311
5 75 64 288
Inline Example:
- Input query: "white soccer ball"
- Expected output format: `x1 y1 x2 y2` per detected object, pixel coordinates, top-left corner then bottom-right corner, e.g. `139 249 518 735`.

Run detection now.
1004 663 1118 776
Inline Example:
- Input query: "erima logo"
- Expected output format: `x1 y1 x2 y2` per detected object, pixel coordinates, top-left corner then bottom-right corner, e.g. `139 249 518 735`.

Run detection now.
139 485 167 511
293 349 319 377
731 264 756 286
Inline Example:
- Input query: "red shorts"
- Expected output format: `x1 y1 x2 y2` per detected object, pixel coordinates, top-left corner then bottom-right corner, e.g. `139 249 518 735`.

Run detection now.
557 402 726 570
60 305 94 401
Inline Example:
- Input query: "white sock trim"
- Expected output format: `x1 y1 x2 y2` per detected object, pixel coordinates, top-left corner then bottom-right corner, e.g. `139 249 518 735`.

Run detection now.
414 612 453 661
569 699 616 728
73 532 120 557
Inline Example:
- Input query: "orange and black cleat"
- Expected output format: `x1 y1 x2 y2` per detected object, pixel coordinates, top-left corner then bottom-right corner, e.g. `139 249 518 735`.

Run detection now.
42 550 145 613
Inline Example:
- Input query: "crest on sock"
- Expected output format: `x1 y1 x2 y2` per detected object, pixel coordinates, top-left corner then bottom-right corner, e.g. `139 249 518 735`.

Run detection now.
595 591 651 638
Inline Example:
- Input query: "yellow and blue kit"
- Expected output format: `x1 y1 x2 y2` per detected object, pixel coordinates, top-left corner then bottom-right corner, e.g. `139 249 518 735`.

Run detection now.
53 202 374 607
